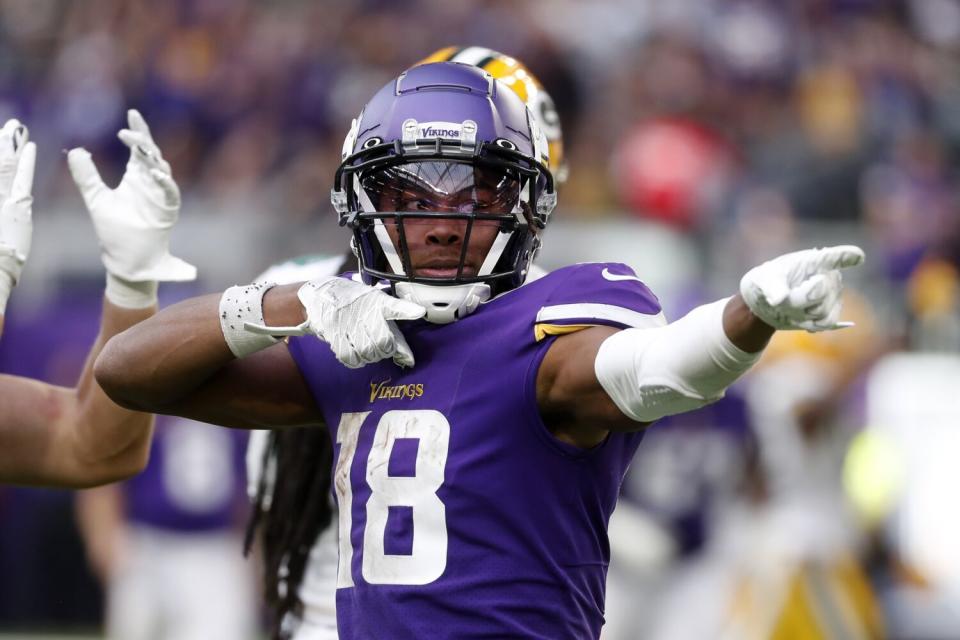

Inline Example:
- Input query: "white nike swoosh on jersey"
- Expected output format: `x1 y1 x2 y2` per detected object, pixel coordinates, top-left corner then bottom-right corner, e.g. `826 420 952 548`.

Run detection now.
601 268 643 283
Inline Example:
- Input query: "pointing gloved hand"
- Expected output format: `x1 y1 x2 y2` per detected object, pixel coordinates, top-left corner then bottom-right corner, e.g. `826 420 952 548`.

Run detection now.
739 245 865 332
247 276 426 368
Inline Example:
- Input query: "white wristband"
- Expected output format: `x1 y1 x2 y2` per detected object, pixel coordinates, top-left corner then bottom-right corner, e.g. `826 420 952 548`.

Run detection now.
219 282 280 358
105 273 159 309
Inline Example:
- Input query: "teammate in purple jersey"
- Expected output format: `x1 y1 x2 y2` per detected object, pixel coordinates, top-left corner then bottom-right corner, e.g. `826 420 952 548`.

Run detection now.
76 415 257 640
95 62 865 638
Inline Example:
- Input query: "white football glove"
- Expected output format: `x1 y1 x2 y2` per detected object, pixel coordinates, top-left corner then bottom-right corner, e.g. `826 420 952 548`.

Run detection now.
739 244 865 332
0 119 35 314
68 109 195 307
246 277 426 368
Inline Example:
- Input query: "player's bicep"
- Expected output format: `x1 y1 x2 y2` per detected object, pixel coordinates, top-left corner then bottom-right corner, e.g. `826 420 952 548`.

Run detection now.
537 326 650 434
164 342 323 430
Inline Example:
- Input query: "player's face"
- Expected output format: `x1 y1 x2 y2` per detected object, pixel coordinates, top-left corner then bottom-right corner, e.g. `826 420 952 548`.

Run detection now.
382 213 500 279
369 162 521 278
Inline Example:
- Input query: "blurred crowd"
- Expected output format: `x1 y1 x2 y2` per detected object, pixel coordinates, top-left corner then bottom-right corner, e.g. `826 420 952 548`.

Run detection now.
1 0 958 292
2 0 958 313
2 0 960 637
0 0 956 230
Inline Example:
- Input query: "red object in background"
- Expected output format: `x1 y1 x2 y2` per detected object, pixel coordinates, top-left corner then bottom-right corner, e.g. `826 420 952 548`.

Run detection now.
614 118 731 229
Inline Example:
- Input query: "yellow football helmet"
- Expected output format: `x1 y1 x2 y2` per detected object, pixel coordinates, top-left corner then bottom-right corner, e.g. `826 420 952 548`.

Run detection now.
417 46 568 183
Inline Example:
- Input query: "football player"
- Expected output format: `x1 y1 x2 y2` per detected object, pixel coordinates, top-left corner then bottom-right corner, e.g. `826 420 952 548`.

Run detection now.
95 62 864 639
243 47 568 639
0 112 195 487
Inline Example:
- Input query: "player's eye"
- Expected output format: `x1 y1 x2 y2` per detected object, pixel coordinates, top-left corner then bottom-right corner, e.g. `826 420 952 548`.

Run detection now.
398 198 432 212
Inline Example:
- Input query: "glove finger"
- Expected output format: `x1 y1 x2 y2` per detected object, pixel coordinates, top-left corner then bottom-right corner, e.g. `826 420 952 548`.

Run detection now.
5 120 28 152
10 142 35 201
362 318 396 362
823 301 843 327
821 290 849 329
812 272 842 315
117 128 149 150
127 109 154 139
118 129 159 160
0 120 24 199
0 119 25 149
381 296 427 321
66 148 108 208
809 245 865 275
787 273 828 310
391 324 416 368
805 303 843 333
149 168 181 211
0 118 22 137
324 332 350 367
333 334 362 369
118 129 171 174
750 269 790 307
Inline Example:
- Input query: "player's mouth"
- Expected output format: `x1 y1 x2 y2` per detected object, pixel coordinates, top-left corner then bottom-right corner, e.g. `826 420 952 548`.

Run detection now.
415 260 477 278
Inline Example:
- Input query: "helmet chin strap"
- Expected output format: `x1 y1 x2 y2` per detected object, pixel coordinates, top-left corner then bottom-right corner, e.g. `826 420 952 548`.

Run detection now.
394 282 491 324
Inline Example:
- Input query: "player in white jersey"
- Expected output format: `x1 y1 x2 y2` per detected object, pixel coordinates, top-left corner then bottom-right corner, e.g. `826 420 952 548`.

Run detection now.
0 112 195 488
242 48 562 639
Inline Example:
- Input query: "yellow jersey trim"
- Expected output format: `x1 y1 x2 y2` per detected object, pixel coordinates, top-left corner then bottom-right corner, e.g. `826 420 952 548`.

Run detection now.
534 323 597 342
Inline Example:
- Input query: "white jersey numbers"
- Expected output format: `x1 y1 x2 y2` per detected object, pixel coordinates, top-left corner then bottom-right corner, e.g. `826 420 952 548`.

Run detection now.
334 411 368 588
333 410 451 588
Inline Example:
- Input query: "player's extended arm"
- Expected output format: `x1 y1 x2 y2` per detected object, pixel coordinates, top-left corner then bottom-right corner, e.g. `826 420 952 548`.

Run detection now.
75 483 128 583
95 285 320 429
0 302 158 487
96 275 424 428
538 246 865 448
0 111 197 487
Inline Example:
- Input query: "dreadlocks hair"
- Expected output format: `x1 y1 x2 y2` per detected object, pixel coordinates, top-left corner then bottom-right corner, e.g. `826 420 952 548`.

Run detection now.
245 427 334 640
243 252 357 638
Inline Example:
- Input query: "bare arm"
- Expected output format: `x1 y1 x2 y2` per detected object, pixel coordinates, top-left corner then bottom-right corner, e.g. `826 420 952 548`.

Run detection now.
95 284 321 430
0 110 216 488
0 300 158 487
537 295 773 449
75 484 128 582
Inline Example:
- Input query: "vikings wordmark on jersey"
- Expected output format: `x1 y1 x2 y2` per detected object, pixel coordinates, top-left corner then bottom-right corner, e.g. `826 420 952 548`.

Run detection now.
288 262 664 639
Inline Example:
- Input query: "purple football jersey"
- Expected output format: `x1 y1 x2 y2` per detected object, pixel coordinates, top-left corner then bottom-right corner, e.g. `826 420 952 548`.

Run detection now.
287 263 663 639
125 416 249 531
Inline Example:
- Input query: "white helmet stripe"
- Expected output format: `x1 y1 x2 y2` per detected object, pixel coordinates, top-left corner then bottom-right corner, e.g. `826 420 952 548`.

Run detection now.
373 220 405 275
356 180 406 275
516 176 530 211
477 230 512 277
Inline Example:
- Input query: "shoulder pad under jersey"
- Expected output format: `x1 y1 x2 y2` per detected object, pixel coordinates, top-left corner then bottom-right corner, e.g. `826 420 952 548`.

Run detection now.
532 262 666 340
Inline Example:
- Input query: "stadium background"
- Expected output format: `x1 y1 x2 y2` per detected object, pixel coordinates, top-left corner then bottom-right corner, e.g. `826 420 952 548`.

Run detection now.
1 0 960 637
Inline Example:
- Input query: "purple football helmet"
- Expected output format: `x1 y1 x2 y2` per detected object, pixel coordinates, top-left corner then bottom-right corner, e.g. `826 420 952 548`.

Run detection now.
331 62 556 323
